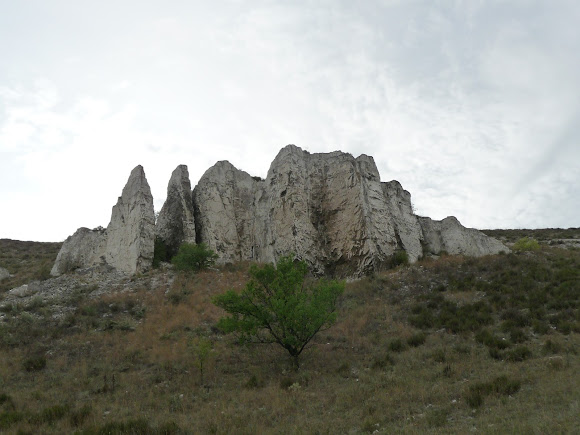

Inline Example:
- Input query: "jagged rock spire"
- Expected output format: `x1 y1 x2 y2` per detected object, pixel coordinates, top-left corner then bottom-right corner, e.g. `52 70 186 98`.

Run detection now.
51 165 155 275
52 146 508 278
155 164 196 258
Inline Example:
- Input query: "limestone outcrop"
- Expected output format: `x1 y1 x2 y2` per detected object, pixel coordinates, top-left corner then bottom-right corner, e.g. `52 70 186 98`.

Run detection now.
192 145 508 276
50 227 107 276
104 165 155 274
0 267 10 282
193 161 259 264
418 216 508 257
156 165 196 258
53 145 507 277
51 165 155 276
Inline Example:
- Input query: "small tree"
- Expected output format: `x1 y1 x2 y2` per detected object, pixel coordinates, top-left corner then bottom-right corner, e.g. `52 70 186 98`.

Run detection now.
189 336 213 385
172 243 218 272
213 255 345 367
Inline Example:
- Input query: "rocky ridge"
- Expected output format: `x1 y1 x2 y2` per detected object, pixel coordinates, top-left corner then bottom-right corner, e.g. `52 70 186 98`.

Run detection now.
194 145 507 276
51 145 508 278
52 166 155 276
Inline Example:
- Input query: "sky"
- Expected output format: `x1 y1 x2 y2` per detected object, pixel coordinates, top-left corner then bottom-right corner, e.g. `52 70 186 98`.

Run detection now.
1 0 578 242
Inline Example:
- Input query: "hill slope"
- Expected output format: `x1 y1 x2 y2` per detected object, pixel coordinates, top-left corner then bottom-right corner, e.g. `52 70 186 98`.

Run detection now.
0 235 578 433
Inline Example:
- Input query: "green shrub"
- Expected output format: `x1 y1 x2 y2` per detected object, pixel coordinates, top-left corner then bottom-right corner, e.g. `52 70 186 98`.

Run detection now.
371 353 395 370
465 375 520 408
426 408 449 428
245 374 264 389
431 348 447 363
214 255 345 367
508 327 527 344
0 411 23 429
491 375 521 396
465 389 484 408
388 338 406 352
411 297 492 333
532 319 550 335
69 404 92 427
23 355 46 372
407 332 427 347
542 339 563 355
512 237 540 252
390 250 409 268
30 404 69 425
505 345 532 362
95 418 151 434
0 394 15 415
172 243 218 272
153 238 168 268
475 329 509 350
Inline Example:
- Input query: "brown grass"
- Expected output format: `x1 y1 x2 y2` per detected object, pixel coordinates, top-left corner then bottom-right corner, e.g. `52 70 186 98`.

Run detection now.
0 246 579 433
0 239 62 293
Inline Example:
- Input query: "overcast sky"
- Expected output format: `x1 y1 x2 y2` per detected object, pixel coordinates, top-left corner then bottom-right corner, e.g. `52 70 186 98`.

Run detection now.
1 0 578 242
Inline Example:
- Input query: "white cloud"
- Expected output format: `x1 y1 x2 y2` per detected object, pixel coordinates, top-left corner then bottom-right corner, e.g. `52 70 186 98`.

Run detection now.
0 0 579 241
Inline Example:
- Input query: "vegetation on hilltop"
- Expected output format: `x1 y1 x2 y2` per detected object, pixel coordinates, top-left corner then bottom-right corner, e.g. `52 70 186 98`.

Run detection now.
482 227 580 243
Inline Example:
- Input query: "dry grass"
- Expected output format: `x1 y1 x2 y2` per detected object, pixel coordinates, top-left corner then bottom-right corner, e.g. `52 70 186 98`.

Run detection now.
482 227 580 243
0 239 62 293
0 246 579 433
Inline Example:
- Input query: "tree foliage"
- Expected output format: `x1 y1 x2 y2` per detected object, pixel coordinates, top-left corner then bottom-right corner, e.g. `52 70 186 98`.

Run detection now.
152 238 168 268
512 237 540 252
189 336 213 385
213 256 345 366
171 243 218 272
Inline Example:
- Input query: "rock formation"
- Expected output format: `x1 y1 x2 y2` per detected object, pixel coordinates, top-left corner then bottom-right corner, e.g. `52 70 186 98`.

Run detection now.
192 145 508 276
155 165 196 258
51 165 155 276
50 227 107 275
53 145 507 277
418 216 507 257
104 165 155 274
193 161 259 264
0 267 10 282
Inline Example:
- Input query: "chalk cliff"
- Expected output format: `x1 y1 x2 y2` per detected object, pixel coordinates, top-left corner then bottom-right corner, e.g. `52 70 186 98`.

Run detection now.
52 146 508 277
155 165 196 258
51 166 155 276
192 145 507 276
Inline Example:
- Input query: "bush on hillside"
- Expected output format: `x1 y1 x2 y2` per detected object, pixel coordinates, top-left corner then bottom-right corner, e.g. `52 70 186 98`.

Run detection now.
213 255 345 367
152 238 168 268
512 237 540 252
171 243 218 272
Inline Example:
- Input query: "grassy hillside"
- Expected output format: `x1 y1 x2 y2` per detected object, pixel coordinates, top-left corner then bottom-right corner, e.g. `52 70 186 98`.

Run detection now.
0 242 578 433
482 227 580 243
0 239 62 293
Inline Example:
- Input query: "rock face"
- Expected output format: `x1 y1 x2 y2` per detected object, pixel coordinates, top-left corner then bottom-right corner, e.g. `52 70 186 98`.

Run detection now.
193 161 259 264
0 267 10 282
104 165 155 274
53 145 507 277
51 166 155 276
50 227 107 276
192 145 508 276
418 216 508 257
155 165 196 258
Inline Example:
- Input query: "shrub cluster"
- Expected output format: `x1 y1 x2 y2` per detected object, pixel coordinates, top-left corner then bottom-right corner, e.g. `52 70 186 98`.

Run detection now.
465 375 521 408
172 243 218 272
512 237 540 252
